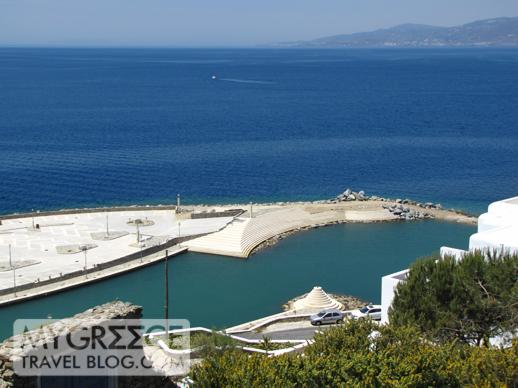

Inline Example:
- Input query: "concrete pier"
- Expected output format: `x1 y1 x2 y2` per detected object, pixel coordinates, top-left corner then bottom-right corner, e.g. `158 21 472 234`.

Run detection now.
0 208 234 304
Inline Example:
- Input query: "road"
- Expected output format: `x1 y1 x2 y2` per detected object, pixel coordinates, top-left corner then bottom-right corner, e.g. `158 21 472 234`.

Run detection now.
236 325 334 341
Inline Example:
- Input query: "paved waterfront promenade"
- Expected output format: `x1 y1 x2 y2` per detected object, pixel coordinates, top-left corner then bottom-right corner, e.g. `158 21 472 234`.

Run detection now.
0 208 233 297
0 199 476 304
0 245 187 306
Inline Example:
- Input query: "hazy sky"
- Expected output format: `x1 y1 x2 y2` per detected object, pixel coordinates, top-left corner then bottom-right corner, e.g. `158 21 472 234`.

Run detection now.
1 0 518 47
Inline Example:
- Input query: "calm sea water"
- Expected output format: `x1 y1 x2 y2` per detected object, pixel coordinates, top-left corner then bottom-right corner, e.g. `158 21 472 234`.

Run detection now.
0 221 474 339
1 48 518 214
0 48 513 339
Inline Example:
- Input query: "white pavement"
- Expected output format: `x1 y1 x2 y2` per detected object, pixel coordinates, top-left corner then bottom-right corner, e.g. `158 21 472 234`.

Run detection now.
0 210 233 291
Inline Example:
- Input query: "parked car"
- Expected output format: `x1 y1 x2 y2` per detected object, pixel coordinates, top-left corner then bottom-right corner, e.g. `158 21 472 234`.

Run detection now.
310 309 346 326
350 305 382 321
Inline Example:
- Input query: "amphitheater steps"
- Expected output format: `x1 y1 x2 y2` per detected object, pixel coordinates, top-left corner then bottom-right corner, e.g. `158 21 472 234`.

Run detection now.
184 208 314 258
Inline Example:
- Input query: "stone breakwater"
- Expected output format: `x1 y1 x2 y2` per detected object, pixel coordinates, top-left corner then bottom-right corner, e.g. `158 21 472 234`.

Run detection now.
334 188 443 210
383 204 434 221
331 188 472 221
246 189 476 256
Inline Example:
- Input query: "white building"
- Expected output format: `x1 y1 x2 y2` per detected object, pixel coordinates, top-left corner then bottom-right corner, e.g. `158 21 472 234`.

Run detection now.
381 196 518 323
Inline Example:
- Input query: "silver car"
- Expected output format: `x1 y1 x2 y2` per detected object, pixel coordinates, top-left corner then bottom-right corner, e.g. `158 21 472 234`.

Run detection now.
310 309 346 326
350 305 382 321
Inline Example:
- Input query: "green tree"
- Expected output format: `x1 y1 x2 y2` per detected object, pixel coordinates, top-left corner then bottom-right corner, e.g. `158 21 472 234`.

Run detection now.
191 319 518 387
389 250 518 346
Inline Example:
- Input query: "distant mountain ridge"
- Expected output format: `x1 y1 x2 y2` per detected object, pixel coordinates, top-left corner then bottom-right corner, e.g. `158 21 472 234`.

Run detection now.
277 17 518 48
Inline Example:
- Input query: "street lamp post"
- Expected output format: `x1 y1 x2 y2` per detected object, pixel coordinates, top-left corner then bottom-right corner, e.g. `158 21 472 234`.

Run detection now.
10 244 16 296
164 249 169 343
31 209 35 229
80 245 88 278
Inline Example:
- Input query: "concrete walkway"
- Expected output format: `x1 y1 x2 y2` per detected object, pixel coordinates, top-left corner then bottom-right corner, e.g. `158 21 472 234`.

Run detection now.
0 209 233 292
0 245 186 306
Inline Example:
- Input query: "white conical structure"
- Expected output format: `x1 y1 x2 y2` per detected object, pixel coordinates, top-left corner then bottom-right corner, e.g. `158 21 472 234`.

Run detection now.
293 286 344 311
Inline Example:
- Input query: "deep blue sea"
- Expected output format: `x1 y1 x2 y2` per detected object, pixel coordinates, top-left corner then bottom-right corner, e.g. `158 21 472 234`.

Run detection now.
1 48 518 214
2 48 515 339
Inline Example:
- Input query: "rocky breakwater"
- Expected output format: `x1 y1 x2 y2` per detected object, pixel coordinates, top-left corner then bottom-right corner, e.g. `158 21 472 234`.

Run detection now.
383 203 434 221
333 188 451 221
333 188 370 202
332 187 393 203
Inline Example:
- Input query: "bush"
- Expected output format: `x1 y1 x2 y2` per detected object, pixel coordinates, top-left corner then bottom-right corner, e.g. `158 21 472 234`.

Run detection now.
191 319 518 387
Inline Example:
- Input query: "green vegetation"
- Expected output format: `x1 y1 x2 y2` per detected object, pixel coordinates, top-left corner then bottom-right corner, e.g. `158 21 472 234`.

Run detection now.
192 251 518 386
164 331 237 352
165 331 296 354
190 331 238 355
254 336 296 351
390 251 518 346
192 319 518 387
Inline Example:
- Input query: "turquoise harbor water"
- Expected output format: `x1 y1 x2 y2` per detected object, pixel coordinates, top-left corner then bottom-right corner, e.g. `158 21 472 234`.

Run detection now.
0 221 474 340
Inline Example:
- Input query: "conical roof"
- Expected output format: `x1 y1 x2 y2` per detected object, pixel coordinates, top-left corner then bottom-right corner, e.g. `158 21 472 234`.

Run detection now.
293 286 344 311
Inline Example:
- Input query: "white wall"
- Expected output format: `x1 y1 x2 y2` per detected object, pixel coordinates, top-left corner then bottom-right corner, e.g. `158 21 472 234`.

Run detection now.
380 269 408 324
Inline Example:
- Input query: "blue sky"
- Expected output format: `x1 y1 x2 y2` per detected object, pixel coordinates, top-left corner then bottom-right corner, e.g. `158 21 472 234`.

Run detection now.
1 0 517 47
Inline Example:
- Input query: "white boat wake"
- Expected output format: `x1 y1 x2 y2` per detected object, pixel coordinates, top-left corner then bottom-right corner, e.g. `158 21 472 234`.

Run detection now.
217 78 275 85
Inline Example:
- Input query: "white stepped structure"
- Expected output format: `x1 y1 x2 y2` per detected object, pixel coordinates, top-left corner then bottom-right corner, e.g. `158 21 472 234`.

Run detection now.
183 217 251 257
293 286 344 311
185 207 313 258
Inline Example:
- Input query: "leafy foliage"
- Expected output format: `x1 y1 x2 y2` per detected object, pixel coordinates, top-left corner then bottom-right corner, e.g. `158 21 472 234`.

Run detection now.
191 319 518 387
389 251 518 346
191 251 518 386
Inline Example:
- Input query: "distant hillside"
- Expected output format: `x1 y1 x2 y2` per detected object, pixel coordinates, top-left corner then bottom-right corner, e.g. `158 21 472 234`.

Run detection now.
277 17 518 48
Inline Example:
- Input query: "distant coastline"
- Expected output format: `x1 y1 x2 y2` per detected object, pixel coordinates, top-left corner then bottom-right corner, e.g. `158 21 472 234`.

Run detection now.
272 17 518 48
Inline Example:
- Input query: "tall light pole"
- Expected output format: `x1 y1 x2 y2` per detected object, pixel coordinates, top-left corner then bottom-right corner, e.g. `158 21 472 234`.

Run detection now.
10 244 16 296
106 212 110 237
80 245 88 278
31 209 35 229
136 221 141 244
164 249 169 342
249 202 253 219
176 194 181 213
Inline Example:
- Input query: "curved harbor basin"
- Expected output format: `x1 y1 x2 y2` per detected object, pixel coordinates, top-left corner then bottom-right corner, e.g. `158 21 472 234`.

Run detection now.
0 220 475 340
